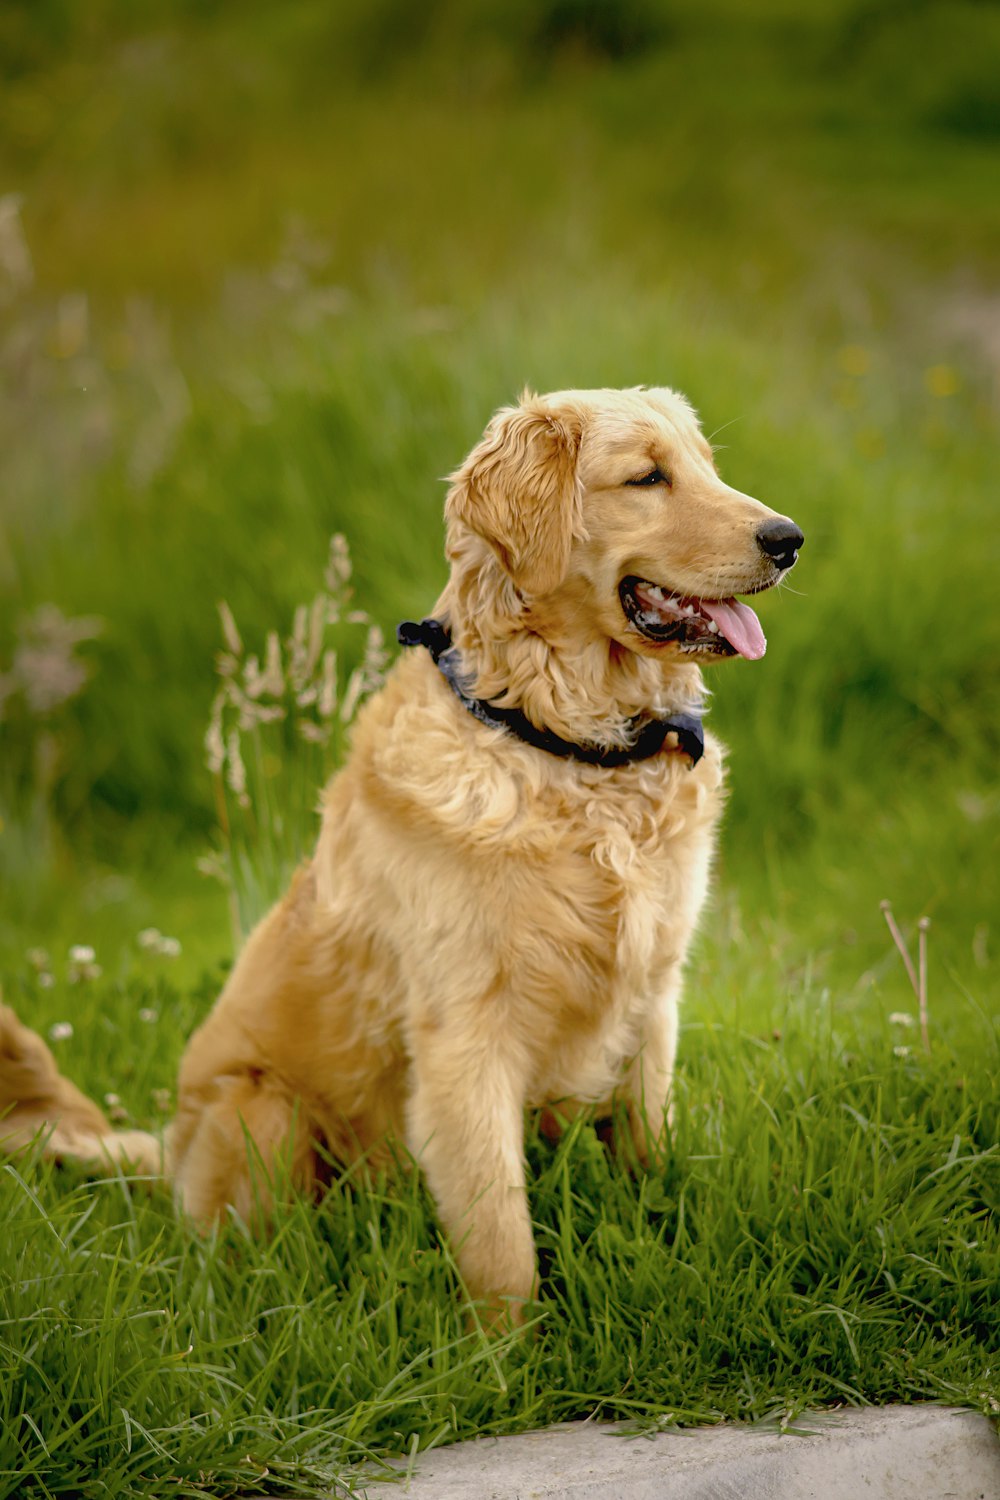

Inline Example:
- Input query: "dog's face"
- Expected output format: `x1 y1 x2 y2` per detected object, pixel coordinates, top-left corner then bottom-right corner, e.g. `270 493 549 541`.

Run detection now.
447 387 803 662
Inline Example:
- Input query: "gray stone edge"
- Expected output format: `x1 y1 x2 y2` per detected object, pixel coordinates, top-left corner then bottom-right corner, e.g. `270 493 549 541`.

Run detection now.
356 1403 1000 1500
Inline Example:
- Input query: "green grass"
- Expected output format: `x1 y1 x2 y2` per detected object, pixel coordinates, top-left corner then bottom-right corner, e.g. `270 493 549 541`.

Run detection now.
2 958 997 1498
1 0 999 1494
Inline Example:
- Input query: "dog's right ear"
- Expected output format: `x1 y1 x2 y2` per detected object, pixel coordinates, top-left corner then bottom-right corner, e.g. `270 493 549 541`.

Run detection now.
445 393 584 597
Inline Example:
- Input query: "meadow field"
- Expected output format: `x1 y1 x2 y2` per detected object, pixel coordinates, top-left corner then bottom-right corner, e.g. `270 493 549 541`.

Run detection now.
1 1 998 1495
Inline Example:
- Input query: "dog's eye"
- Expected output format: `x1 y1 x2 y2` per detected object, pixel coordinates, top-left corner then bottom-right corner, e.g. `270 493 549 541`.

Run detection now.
625 468 671 488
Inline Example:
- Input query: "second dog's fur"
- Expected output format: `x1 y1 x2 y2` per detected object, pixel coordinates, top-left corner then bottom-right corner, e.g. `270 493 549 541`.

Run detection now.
0 386 802 1322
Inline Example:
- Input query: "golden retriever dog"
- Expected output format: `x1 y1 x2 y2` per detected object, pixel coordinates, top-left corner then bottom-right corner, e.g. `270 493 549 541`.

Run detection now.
0 386 803 1324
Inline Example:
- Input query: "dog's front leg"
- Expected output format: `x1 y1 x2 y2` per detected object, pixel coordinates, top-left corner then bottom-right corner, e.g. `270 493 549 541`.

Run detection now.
624 970 681 1166
406 1030 535 1327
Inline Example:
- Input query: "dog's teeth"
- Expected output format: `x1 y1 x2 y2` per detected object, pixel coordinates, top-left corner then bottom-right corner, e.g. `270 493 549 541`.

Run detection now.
707 621 719 633
648 585 665 601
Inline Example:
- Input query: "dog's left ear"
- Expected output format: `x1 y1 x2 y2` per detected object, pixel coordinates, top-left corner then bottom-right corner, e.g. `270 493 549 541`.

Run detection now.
446 393 584 596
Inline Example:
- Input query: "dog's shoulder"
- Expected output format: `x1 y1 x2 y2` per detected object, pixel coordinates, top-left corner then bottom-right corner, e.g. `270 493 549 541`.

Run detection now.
339 649 535 844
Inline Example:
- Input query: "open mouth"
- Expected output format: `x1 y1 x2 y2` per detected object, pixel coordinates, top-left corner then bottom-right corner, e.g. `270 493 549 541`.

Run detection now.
619 577 769 660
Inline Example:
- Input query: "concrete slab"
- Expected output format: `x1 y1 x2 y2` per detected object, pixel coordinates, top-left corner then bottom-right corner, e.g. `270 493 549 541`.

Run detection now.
358 1404 1000 1499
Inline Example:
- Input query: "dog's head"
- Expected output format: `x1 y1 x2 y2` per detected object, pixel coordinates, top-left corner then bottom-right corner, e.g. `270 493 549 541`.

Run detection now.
446 387 803 662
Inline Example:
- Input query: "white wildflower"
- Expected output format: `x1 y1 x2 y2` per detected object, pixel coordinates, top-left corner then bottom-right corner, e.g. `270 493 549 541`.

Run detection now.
26 947 50 971
889 1012 915 1027
257 631 284 697
288 592 324 689
242 652 263 697
196 853 228 883
363 623 387 681
204 696 225 773
253 702 286 725
318 649 338 718
325 533 352 592
38 972 54 989
137 928 180 958
48 1021 73 1042
340 624 387 723
68 958 102 983
218 601 243 655
298 720 329 744
225 729 249 807
138 1008 158 1024
68 945 102 982
12 606 103 715
339 666 364 725
104 1092 121 1107
287 603 309 691
893 1045 911 1059
233 683 262 732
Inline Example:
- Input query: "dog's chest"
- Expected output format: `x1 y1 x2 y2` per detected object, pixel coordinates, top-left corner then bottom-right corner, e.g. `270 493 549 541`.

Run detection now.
523 749 722 1022
522 771 718 1107
577 753 715 933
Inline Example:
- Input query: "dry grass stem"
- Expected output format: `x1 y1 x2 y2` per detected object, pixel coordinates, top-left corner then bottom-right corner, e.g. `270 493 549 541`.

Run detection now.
880 899 920 997
881 900 931 1054
918 916 931 1054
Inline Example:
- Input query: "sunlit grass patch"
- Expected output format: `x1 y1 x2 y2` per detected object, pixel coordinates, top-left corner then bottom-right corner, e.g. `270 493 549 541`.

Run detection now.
1 968 996 1498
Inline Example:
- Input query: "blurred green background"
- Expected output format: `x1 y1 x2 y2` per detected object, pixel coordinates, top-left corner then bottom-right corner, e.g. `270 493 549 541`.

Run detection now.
1 0 998 1029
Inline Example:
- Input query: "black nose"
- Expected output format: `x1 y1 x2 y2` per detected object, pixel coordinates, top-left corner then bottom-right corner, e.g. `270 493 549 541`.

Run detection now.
756 517 804 571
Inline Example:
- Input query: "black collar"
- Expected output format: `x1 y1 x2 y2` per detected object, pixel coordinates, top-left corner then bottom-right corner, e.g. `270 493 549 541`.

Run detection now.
396 617 704 768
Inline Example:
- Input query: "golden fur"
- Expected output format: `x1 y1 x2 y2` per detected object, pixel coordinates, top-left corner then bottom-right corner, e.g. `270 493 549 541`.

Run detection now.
0 386 799 1323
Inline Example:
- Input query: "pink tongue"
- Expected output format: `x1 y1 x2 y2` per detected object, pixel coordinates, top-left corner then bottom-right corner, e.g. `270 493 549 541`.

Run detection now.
700 597 767 660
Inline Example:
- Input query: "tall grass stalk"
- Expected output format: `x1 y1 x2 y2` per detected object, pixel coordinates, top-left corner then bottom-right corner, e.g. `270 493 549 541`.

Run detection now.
200 535 387 942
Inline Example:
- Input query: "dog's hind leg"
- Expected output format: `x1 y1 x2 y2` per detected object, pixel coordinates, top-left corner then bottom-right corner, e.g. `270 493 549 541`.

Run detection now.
171 1069 320 1229
0 1003 164 1172
169 875 348 1228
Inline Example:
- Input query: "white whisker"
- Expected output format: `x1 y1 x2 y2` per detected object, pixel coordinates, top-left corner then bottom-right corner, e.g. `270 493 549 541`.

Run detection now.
706 415 746 444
